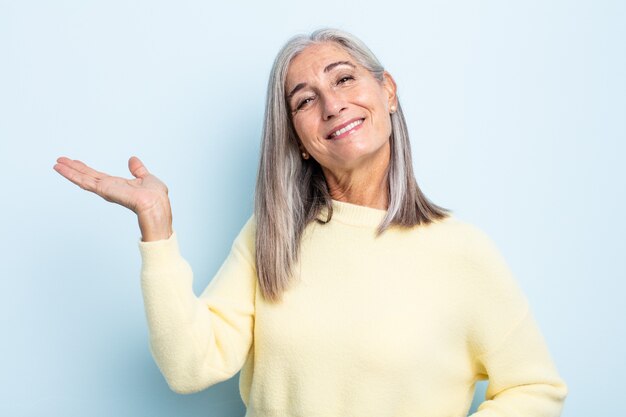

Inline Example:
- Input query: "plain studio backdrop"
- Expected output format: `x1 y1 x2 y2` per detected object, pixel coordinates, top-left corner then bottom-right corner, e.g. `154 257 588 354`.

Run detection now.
1 1 624 416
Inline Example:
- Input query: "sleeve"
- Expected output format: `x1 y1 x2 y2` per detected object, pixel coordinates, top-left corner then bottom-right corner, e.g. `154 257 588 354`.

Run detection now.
462 225 568 417
137 217 257 394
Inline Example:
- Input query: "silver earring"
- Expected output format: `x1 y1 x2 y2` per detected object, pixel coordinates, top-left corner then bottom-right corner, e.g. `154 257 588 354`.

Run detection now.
302 152 309 160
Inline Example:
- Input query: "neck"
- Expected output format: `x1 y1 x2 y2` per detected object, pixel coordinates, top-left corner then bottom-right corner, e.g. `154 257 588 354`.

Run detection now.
322 158 389 211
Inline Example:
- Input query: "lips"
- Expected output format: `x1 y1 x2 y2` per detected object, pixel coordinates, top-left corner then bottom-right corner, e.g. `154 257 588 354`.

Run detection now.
325 118 365 140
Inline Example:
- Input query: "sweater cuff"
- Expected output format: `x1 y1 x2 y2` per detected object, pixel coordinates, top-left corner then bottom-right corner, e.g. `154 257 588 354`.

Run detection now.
137 230 184 272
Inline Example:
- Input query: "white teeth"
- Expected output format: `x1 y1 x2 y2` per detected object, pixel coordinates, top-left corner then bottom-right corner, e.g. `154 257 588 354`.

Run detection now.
332 119 363 137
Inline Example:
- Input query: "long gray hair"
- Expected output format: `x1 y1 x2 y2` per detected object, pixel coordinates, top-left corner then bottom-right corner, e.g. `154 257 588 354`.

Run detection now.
255 28 449 303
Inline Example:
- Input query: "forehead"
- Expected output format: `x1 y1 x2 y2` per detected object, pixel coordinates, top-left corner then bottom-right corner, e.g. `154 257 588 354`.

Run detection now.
286 42 358 87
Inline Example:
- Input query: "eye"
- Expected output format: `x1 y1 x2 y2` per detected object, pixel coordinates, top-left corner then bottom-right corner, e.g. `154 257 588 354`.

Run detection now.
337 75 355 85
295 96 315 111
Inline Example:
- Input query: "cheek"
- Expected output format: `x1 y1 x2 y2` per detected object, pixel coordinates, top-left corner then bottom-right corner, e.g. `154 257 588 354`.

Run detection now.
294 118 319 147
371 93 393 134
379 113 392 135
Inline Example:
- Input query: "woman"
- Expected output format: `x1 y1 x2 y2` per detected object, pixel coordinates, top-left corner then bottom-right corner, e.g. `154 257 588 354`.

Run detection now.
54 29 567 416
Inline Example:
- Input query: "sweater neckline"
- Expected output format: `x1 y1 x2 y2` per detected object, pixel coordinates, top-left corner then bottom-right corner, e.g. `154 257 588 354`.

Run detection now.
318 199 388 228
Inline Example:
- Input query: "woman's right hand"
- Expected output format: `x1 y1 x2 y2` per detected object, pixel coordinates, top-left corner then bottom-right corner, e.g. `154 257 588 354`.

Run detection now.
53 156 173 241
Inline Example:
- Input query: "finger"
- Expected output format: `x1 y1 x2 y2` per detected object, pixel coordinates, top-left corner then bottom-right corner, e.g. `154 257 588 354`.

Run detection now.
71 159 106 180
128 156 149 178
53 161 99 192
56 157 106 180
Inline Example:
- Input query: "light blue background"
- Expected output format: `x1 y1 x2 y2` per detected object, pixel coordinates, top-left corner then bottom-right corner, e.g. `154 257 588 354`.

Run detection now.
1 0 624 416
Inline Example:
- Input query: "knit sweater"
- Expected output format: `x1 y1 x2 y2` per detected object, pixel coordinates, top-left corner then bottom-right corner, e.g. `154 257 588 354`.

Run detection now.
138 200 567 417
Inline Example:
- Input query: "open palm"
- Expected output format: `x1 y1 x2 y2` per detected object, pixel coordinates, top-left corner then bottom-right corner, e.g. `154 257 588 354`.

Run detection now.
53 156 169 217
54 156 172 241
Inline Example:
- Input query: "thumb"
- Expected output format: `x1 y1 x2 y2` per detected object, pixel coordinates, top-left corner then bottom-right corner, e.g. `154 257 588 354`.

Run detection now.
128 156 150 178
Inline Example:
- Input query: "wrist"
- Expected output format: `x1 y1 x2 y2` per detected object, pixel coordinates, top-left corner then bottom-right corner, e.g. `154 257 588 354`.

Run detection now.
138 201 173 242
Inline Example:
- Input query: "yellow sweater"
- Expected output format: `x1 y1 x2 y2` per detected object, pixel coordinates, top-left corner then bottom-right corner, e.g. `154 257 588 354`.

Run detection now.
138 200 567 417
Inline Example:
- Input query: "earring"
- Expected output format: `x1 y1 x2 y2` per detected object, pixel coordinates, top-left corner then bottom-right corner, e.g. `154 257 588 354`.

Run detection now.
390 105 397 114
301 152 310 160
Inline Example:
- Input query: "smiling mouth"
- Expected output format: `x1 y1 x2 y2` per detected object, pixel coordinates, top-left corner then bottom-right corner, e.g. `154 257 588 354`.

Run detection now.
326 118 365 140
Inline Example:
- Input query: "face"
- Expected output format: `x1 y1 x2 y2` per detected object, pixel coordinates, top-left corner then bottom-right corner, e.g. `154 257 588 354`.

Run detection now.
285 42 397 174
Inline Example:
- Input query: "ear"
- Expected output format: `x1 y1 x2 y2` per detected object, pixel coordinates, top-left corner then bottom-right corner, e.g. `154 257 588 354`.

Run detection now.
382 71 398 111
297 142 311 160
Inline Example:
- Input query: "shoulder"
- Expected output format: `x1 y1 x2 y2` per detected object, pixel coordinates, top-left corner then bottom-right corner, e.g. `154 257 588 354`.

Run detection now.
416 215 520 285
236 215 257 243
231 215 257 266
412 214 498 255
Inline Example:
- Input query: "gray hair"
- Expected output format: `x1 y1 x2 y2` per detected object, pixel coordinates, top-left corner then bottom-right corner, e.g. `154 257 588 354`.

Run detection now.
254 28 449 303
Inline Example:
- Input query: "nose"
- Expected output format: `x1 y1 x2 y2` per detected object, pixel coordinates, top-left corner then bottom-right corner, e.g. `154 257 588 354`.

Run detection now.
321 91 347 121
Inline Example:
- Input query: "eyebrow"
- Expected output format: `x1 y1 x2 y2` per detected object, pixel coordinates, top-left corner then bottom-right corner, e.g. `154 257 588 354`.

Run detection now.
286 61 356 100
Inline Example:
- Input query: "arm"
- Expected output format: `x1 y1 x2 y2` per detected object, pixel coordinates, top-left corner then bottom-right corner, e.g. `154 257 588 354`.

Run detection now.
471 309 568 417
462 225 568 417
138 218 256 394
53 156 255 392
